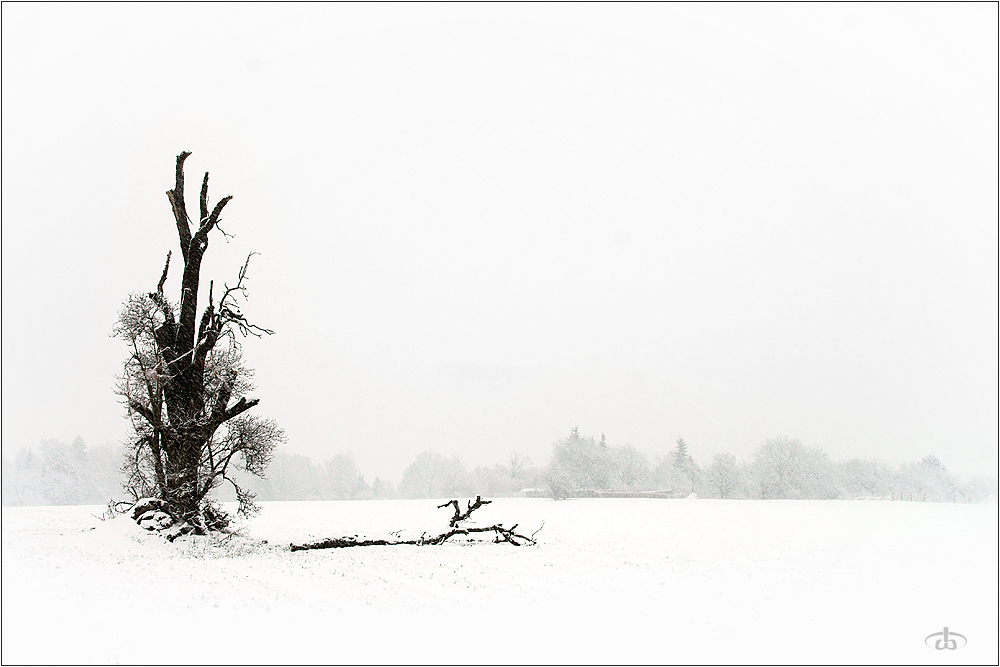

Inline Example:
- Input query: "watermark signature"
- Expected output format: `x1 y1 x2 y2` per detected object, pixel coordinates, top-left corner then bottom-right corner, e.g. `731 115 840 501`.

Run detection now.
925 627 967 650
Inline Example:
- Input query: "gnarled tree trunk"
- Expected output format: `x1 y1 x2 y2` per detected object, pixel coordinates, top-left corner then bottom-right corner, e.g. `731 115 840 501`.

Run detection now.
117 152 280 532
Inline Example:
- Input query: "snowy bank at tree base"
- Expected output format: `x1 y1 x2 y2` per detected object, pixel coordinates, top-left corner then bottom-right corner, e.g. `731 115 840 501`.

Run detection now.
2 498 997 664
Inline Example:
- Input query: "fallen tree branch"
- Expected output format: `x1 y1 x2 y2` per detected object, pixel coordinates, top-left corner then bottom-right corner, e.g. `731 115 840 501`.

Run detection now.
291 537 402 551
289 497 541 552
422 523 536 546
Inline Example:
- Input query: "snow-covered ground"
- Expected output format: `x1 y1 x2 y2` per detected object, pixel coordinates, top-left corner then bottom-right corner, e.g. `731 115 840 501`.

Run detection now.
2 498 996 664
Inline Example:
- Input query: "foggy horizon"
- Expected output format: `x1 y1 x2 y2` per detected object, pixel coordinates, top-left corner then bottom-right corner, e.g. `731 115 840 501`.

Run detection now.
2 4 997 484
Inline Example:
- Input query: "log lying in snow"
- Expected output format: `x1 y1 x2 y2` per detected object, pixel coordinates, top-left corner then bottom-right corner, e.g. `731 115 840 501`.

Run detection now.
289 496 541 552
291 537 400 550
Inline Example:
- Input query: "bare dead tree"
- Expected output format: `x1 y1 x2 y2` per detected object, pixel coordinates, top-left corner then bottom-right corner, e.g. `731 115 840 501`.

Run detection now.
289 497 542 551
114 152 283 534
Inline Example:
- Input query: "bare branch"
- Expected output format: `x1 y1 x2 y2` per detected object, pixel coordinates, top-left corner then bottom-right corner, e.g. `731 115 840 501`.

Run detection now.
215 254 275 339
437 495 491 527
530 521 546 541
166 152 193 262
128 399 159 428
198 195 232 237
223 473 260 517
177 179 230 356
215 223 235 241
199 172 209 224
157 251 171 294
197 302 214 344
221 397 260 423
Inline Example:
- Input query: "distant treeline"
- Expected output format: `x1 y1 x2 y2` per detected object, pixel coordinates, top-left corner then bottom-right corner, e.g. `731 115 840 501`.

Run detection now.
2 430 997 506
1 437 123 506
539 429 998 503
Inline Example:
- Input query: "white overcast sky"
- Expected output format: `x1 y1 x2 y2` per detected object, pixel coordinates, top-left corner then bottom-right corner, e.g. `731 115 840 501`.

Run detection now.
2 3 997 480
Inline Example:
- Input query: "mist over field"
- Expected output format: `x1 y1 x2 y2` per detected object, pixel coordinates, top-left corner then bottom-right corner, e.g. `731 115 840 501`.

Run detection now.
3 432 997 507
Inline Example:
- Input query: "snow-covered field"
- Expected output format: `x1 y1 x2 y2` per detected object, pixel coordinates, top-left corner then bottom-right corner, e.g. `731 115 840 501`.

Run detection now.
2 498 996 665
